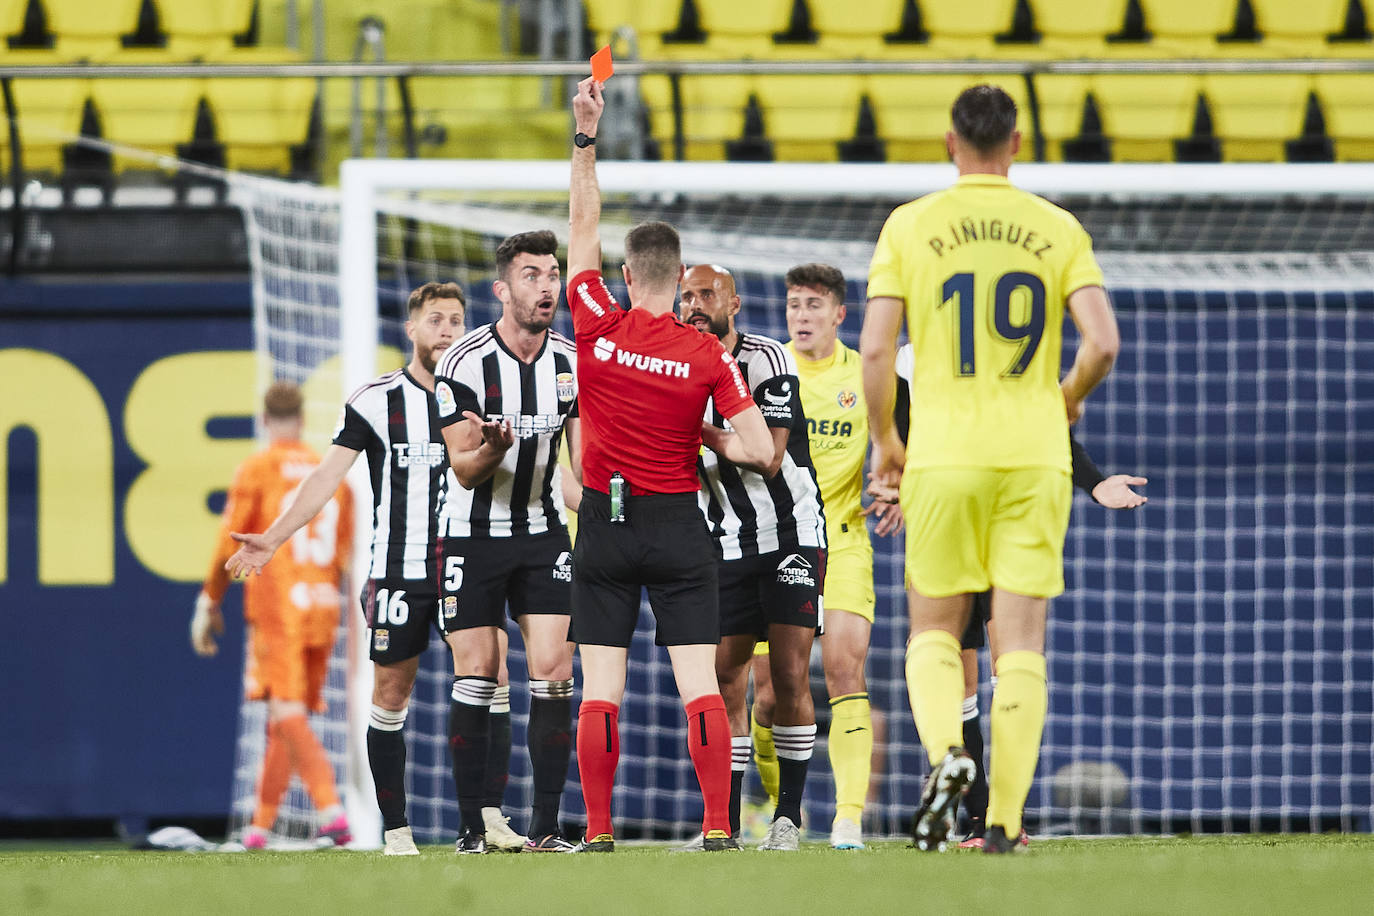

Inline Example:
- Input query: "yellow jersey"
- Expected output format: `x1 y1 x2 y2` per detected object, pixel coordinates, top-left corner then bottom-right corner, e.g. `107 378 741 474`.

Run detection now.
867 173 1104 471
788 340 869 552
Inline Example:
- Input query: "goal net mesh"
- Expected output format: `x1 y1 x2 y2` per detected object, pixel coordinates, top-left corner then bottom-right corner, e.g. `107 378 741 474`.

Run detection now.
229 172 1374 842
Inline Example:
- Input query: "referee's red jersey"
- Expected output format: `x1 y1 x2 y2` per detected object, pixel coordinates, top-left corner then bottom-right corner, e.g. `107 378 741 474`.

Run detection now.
570 269 755 495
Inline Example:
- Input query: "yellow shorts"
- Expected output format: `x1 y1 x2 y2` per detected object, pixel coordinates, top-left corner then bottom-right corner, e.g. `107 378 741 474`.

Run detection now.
823 541 876 623
902 466 1071 599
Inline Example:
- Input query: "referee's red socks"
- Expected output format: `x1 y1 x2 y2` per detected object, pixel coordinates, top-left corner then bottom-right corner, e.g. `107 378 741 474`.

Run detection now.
685 694 732 836
577 699 620 840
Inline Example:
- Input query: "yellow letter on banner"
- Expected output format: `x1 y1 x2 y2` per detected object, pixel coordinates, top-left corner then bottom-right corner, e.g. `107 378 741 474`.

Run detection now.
124 352 257 582
0 349 115 585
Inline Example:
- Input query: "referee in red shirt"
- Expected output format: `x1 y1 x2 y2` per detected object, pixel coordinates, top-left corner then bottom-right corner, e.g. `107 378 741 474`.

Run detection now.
567 78 775 853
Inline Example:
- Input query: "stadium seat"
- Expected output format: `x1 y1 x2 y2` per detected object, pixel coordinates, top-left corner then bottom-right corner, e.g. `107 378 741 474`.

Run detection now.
584 0 683 45
754 75 863 143
205 50 317 173
693 0 793 38
639 73 751 160
808 0 907 56
159 0 256 56
1092 74 1201 161
1313 75 1374 161
1135 0 1234 49
1032 0 1129 52
407 75 566 160
1030 74 1091 160
868 73 1032 162
920 0 1017 52
91 52 204 171
1 0 27 40
1202 75 1312 162
1249 0 1347 49
43 0 142 58
6 72 90 173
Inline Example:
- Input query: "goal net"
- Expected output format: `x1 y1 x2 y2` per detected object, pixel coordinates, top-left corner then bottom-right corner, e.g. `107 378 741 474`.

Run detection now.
229 161 1374 844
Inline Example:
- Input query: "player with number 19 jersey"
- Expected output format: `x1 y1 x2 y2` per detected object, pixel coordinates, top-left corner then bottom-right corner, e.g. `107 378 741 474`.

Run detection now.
867 174 1104 473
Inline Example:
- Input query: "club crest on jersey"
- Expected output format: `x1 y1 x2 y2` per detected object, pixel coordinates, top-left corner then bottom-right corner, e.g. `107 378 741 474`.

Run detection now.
556 372 575 403
373 628 390 651
443 596 458 620
434 381 457 418
776 553 817 588
837 389 858 410
393 442 446 468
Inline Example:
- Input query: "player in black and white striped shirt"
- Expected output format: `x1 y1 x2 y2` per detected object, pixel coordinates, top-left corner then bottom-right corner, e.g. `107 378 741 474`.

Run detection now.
682 264 826 852
226 281 467 856
432 230 580 854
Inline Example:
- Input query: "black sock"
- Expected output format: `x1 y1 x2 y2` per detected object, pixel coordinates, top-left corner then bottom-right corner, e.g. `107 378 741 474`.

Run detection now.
775 756 809 826
367 724 408 831
484 694 512 809
729 770 744 837
528 682 573 839
962 709 989 830
449 677 495 833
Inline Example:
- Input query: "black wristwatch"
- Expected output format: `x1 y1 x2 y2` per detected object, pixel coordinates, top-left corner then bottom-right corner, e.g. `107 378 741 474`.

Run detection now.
574 132 597 148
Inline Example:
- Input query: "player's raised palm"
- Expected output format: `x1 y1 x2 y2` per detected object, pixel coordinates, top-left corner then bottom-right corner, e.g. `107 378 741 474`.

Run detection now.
225 532 279 578
1092 474 1148 509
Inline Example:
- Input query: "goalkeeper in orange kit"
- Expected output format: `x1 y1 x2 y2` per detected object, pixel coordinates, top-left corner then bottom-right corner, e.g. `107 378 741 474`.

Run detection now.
191 382 355 849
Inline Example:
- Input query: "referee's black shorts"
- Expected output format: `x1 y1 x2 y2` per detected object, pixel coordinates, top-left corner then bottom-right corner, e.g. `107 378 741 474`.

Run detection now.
960 589 992 650
571 488 719 648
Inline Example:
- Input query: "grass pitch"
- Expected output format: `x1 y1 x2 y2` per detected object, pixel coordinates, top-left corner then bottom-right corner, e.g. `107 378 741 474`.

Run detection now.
2 834 1368 916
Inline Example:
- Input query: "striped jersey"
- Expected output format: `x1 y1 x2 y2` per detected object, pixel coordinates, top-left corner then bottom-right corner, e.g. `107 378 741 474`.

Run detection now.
698 332 826 561
432 322 577 538
333 368 448 582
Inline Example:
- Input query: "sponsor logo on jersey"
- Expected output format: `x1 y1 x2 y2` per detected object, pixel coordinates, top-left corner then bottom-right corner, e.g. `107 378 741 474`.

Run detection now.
776 553 817 588
485 413 566 438
837 389 858 410
290 582 338 610
721 352 748 398
393 441 446 468
596 337 692 377
577 282 606 317
443 595 458 620
553 550 573 582
763 381 792 406
806 418 855 438
758 380 793 420
435 380 457 418
556 371 575 403
373 628 390 651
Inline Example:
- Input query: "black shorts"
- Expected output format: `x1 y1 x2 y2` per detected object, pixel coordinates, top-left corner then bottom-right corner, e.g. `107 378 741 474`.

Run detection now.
719 546 825 639
361 578 443 664
960 590 992 651
437 529 573 633
571 488 718 648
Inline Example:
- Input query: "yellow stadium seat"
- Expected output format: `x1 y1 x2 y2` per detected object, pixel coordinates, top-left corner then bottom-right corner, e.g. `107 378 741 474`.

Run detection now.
205 50 317 173
160 0 256 56
1314 75 1374 161
1030 74 1090 159
1249 0 1346 50
1091 74 1200 161
91 52 204 171
693 0 793 38
639 73 751 160
1032 0 1128 52
868 73 1032 162
8 73 90 173
44 0 142 58
584 0 682 41
1136 0 1234 48
1 0 28 38
754 75 863 143
809 0 905 37
921 0 1017 52
1203 74 1312 162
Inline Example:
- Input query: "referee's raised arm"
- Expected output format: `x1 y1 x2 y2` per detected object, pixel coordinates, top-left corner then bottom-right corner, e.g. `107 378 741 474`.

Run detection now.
569 77 604 280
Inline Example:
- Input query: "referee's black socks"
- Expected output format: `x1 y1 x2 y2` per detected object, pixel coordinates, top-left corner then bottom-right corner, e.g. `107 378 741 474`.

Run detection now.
449 676 497 834
528 679 574 839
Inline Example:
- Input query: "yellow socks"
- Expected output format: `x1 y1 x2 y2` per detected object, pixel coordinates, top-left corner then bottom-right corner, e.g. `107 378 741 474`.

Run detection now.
827 693 872 823
987 651 1048 838
905 629 965 767
751 710 779 807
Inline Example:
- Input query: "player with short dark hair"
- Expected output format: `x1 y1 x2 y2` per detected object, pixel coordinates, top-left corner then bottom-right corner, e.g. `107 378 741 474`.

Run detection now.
567 77 775 853
226 281 468 855
678 262 826 852
432 228 580 854
194 381 355 850
862 83 1120 854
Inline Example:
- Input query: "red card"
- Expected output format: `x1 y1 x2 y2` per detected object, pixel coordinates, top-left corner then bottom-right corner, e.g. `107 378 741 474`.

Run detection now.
591 45 614 82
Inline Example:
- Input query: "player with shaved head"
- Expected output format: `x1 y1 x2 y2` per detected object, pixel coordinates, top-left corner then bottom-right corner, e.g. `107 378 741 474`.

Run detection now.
680 262 826 852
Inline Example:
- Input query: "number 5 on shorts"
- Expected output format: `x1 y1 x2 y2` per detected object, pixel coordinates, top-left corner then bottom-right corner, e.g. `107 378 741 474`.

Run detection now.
444 556 465 592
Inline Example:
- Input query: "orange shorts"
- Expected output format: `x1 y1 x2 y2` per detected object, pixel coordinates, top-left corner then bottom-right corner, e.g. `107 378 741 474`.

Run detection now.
244 624 335 714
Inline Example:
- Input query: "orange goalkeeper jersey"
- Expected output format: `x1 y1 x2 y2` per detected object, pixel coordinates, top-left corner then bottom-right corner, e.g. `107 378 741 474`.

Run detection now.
202 440 353 646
